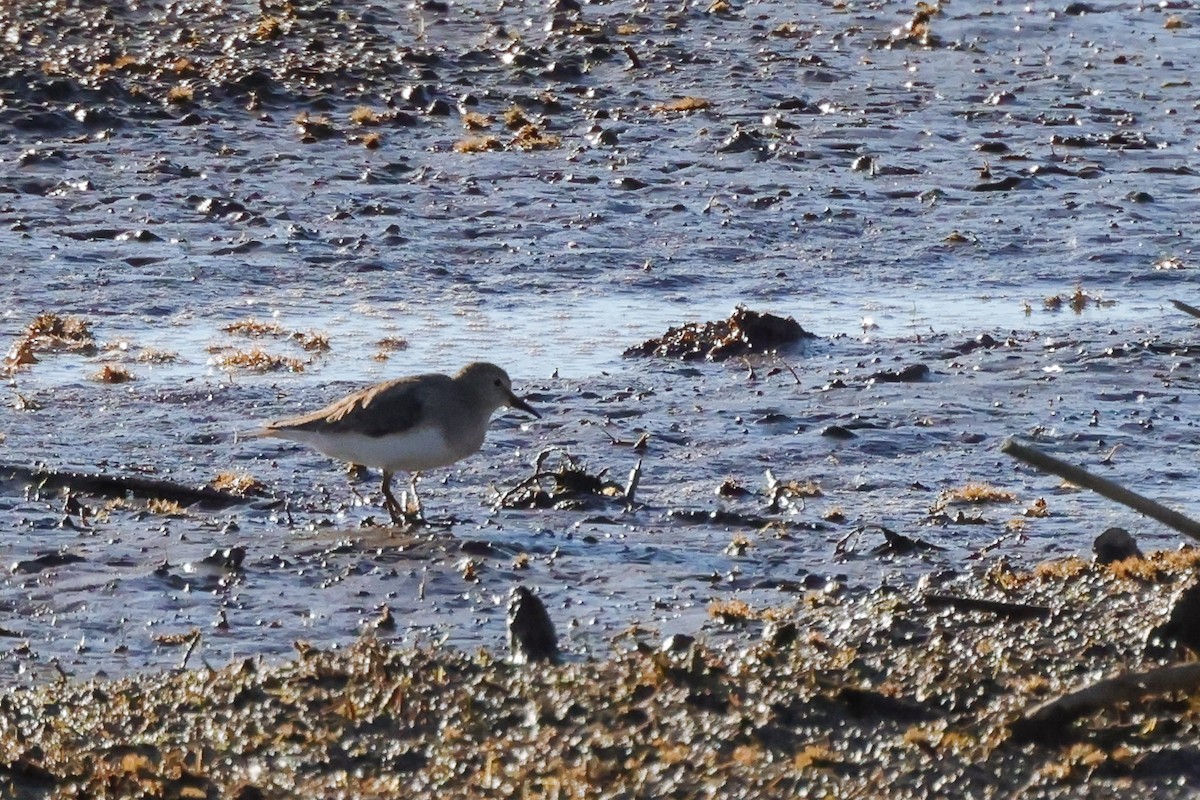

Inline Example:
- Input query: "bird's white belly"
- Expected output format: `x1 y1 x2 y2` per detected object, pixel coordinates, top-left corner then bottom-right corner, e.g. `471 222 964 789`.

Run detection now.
279 427 468 472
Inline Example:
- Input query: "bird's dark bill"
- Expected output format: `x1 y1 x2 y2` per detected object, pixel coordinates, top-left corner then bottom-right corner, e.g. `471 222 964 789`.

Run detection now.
509 393 540 418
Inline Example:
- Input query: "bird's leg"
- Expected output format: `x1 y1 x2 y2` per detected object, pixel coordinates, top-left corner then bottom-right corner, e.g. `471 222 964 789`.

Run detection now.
380 470 408 525
408 472 424 520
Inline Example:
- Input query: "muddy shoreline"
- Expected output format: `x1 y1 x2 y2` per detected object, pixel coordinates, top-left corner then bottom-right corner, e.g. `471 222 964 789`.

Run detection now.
3 554 1200 797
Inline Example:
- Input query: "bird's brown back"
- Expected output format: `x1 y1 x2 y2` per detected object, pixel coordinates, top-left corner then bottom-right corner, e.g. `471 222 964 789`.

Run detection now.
265 373 453 438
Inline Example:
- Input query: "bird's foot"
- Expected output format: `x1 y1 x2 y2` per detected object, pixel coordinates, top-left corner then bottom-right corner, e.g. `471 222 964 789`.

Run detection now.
383 497 426 529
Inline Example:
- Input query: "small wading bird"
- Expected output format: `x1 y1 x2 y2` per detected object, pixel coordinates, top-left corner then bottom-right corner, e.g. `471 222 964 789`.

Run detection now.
257 362 539 525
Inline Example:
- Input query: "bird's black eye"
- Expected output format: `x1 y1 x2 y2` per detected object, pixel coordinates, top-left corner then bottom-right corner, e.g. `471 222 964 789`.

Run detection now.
494 378 503 387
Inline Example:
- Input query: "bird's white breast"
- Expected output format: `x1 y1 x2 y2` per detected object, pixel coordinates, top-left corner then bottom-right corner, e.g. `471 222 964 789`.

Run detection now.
274 425 470 472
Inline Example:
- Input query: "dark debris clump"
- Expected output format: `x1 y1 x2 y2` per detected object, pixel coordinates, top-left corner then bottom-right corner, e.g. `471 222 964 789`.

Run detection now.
494 448 630 511
624 306 814 361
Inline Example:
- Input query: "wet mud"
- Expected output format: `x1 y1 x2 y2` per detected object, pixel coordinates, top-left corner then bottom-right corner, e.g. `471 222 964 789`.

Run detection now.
1 0 1200 793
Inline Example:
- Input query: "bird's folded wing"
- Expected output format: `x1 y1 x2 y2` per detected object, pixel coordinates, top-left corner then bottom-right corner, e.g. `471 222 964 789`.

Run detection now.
268 377 429 437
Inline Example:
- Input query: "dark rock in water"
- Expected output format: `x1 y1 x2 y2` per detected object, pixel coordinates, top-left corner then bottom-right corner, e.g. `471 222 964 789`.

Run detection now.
1093 527 1142 565
867 364 930 383
507 586 559 664
460 540 495 556
820 425 856 440
624 305 814 361
201 546 246 571
947 333 1000 356
12 551 86 574
717 126 766 155
1146 581 1200 658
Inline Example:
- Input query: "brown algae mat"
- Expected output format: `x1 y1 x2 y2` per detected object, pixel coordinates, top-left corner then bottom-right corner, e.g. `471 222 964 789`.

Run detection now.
2 552 1199 797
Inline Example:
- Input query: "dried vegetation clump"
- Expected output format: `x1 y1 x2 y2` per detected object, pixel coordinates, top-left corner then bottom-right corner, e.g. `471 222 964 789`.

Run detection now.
165 83 193 104
209 471 267 496
135 348 179 364
461 111 491 130
222 318 286 337
886 1 943 48
503 105 531 129
294 112 336 141
372 335 410 361
937 482 1016 507
708 597 757 624
653 96 712 113
625 305 814 361
214 318 328 368
350 106 381 126
91 364 135 383
214 348 305 373
454 126 561 153
3 550 1200 796
5 312 98 374
145 498 187 516
1042 286 1114 313
510 124 560 151
454 135 502 153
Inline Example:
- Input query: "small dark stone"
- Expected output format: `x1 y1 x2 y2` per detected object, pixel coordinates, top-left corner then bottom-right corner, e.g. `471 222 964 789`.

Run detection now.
1093 527 1142 565
971 175 1030 192
763 620 799 649
802 573 827 590
950 333 999 355
851 155 874 172
400 84 434 105
460 540 494 556
975 141 1010 154
507 586 559 664
868 363 930 383
12 552 86 574
717 127 765 155
202 546 246 570
614 176 648 190
660 633 695 653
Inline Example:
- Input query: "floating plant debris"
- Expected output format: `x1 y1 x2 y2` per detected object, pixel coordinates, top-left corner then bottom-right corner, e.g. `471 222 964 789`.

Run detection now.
653 96 712 113
213 348 305 372
4 312 97 373
209 471 268 496
91 364 135 383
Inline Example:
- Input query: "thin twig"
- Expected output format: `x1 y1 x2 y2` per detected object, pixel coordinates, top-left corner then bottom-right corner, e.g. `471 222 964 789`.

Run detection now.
1011 662 1200 743
180 630 202 670
624 458 642 510
1001 438 1200 542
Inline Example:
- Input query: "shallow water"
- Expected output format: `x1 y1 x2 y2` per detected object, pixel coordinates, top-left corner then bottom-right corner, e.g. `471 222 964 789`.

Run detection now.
0 0 1199 683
